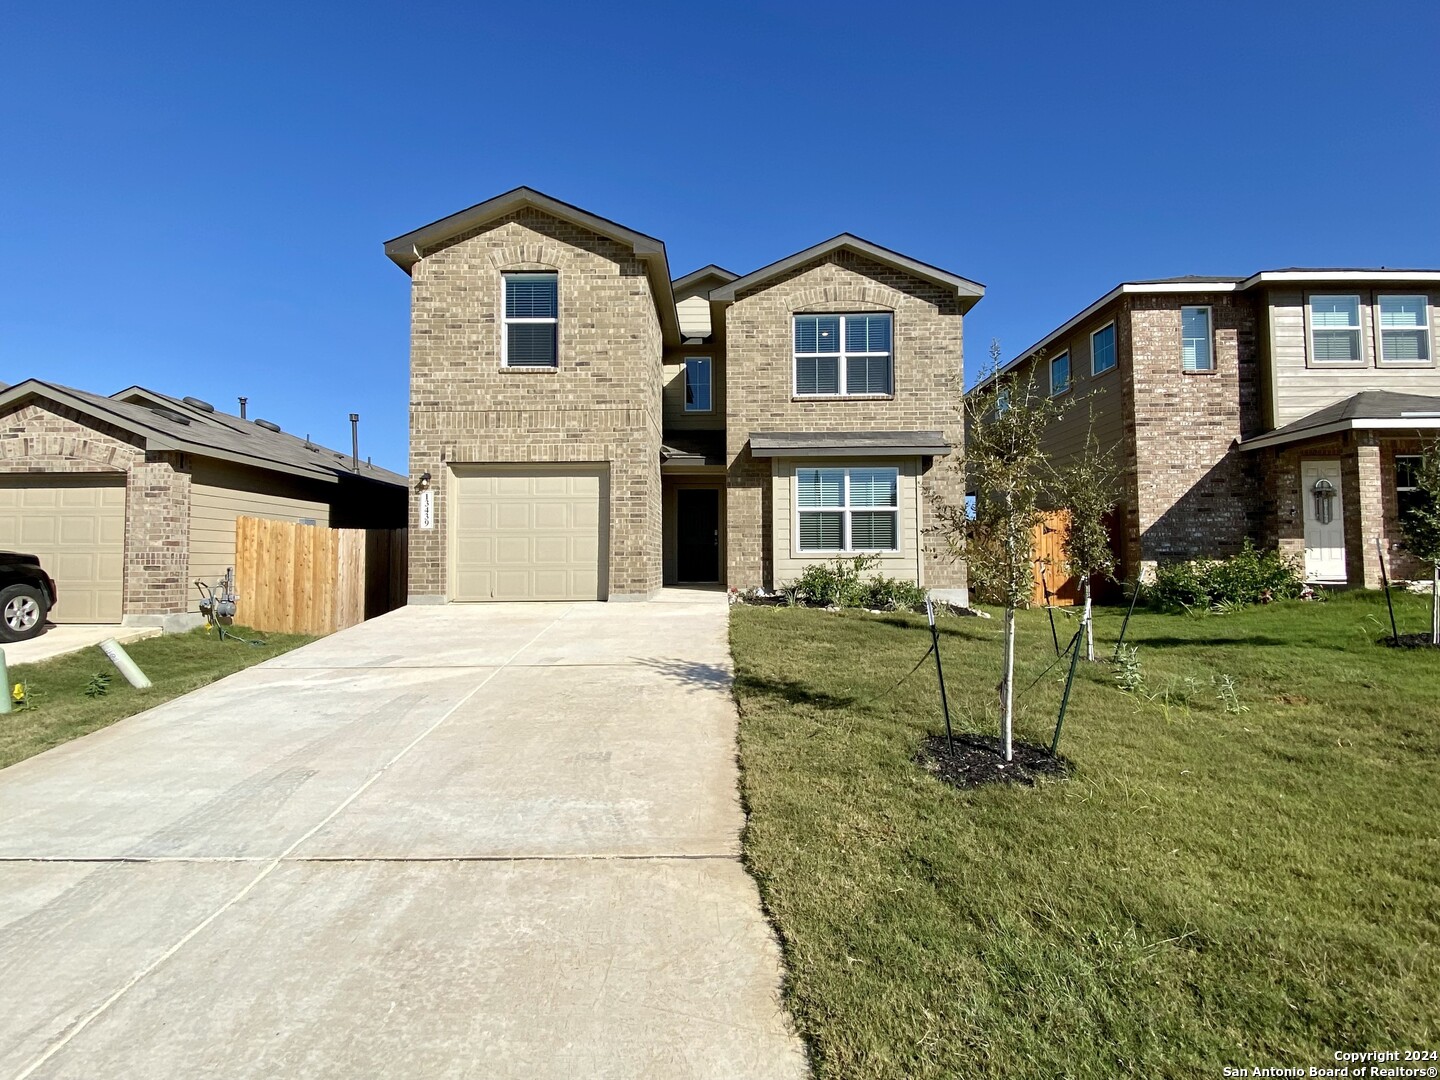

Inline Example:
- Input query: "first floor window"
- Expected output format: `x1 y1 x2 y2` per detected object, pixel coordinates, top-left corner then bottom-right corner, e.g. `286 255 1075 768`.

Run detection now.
684 357 712 412
1397 455 1426 522
1050 351 1071 395
794 313 893 396
1309 294 1361 364
503 272 558 367
1378 295 1431 364
797 466 899 552
1091 322 1117 375
1182 306 1213 371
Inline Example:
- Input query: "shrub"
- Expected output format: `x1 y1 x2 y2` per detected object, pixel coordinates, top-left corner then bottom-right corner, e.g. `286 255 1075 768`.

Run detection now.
1148 541 1305 611
787 556 926 611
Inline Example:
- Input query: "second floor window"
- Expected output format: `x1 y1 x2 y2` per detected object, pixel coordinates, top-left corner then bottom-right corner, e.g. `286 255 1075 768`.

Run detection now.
684 357 712 412
503 273 558 367
794 313 893 397
1182 306 1213 371
1091 323 1117 375
1050 351 1071 396
1378 295 1431 364
1310 294 1362 364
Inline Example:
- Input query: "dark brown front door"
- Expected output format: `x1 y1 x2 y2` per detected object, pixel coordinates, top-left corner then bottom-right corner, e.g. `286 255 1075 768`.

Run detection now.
677 488 720 583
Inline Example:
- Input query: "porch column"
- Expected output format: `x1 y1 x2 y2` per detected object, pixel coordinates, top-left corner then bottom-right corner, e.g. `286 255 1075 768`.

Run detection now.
1341 435 1384 588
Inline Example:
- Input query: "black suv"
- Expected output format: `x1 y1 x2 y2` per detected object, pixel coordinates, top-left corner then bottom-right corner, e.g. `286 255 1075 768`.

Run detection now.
0 553 57 642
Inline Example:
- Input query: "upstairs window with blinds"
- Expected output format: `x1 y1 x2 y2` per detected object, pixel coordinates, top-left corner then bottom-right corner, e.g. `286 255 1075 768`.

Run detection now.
503 273 559 367
1378 295 1431 364
796 466 900 552
1181 306 1213 371
1309 294 1362 364
794 313 893 396
1091 322 1117 375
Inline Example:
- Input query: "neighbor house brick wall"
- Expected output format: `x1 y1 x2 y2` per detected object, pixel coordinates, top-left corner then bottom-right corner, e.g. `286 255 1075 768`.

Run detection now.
722 252 966 591
407 207 664 599
0 400 192 615
1126 293 1263 573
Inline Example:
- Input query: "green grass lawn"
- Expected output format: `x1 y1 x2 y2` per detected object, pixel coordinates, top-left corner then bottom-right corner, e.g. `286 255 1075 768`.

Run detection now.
1 625 314 770
731 590 1440 1079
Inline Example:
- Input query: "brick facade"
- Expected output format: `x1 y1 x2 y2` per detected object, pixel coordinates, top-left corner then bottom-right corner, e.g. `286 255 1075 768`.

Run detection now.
722 252 967 592
406 207 664 600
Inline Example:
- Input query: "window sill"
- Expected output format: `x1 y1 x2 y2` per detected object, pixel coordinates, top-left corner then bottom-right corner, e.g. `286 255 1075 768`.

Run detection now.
796 550 903 557
791 394 895 403
499 365 560 373
1375 360 1435 369
1303 360 1366 370
1090 364 1118 380
1181 368 1218 376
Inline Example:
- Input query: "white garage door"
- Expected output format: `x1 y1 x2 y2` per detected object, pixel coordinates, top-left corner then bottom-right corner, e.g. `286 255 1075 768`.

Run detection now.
451 467 606 601
0 475 126 622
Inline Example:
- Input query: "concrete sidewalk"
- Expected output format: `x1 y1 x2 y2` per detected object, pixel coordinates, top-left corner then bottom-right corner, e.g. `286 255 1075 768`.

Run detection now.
0 592 808 1079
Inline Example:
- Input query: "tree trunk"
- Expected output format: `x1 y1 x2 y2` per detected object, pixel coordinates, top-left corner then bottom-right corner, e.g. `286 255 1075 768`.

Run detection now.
1083 578 1095 662
1001 606 1015 761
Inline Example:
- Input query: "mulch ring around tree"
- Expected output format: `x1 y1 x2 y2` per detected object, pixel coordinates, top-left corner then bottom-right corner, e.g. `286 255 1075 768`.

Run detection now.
917 733 1074 791
1380 633 1440 649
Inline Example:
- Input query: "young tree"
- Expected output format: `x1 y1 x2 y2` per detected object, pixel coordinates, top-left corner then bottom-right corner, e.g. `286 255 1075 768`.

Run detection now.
937 341 1065 761
1060 420 1119 661
1399 439 1440 645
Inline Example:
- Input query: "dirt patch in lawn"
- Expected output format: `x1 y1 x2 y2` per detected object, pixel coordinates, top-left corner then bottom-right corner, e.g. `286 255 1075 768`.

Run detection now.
917 733 1073 790
1380 633 1440 649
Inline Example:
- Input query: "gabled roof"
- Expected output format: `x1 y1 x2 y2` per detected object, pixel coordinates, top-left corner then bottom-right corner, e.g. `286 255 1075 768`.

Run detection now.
708 234 985 311
383 186 680 344
1240 391 1440 451
0 379 407 486
671 264 738 297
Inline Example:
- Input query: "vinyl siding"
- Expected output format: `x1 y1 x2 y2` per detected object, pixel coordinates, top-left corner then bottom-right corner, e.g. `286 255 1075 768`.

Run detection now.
662 350 726 430
187 460 330 612
1269 287 1440 427
676 294 713 339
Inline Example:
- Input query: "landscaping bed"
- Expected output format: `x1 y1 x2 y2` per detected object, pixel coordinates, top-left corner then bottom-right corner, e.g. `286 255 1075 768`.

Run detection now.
731 591 1440 1078
1 625 314 769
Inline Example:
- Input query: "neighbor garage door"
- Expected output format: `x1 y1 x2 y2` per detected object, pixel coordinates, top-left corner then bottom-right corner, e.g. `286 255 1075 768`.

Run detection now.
0 475 126 622
451 466 606 601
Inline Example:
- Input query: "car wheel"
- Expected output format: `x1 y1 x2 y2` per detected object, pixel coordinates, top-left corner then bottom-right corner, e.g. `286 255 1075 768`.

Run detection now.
0 584 49 643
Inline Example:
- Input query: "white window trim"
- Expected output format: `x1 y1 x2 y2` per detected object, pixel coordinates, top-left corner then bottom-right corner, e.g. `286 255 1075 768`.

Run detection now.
1307 293 1365 367
1376 294 1434 368
795 466 901 554
501 273 559 369
1397 454 1423 493
1181 305 1215 372
1090 321 1117 376
792 313 894 398
683 356 713 413
1049 351 1071 396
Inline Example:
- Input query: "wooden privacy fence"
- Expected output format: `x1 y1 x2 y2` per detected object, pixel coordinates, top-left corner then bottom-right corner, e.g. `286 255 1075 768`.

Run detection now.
234 516 407 635
1032 509 1081 607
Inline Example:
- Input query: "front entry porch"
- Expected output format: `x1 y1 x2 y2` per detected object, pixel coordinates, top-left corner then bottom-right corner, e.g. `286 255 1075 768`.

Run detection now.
663 476 727 586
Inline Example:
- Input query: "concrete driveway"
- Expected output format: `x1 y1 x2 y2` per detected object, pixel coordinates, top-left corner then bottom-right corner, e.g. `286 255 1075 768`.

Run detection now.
0 590 808 1079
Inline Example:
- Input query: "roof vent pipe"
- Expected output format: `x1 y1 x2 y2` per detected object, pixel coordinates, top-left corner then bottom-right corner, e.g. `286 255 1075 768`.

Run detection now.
349 413 360 473
238 397 248 419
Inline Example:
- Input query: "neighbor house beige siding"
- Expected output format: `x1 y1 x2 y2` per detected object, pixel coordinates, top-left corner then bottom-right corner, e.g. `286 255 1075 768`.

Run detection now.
676 294 712 339
187 459 330 612
1267 287 1440 427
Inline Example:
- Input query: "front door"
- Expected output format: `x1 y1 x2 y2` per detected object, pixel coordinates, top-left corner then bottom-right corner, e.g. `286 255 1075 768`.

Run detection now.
676 488 720 583
1300 459 1346 583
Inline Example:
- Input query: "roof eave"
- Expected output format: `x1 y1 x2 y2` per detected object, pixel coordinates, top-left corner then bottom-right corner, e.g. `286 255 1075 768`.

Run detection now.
1240 416 1440 451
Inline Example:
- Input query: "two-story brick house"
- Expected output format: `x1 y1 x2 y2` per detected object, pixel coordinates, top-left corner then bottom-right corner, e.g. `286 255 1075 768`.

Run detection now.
973 270 1440 588
385 187 983 604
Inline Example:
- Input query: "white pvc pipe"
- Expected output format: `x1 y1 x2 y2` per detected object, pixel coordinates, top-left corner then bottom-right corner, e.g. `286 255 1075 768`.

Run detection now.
99 638 152 689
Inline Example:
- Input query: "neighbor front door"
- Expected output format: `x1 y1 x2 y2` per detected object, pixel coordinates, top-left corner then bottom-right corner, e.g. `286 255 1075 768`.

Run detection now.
1300 459 1346 583
676 488 720 583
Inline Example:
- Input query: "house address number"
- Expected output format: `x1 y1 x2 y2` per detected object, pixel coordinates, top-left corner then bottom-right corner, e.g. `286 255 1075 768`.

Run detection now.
419 489 434 530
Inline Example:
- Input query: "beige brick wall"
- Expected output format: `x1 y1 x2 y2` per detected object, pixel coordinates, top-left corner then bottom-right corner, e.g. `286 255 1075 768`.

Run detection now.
722 252 966 591
0 400 192 615
406 207 664 600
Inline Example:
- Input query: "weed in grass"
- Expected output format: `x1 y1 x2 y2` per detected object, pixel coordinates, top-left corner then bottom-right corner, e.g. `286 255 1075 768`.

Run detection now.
82 672 111 699
1113 644 1144 693
1214 673 1247 714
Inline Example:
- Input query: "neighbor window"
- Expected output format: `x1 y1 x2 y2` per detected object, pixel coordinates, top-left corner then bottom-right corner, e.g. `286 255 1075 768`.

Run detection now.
793 313 893 396
796 466 899 552
1091 323 1117 375
1397 455 1425 522
1050 352 1071 395
1309 294 1362 364
1181 306 1213 371
1378 295 1431 364
502 272 558 367
684 357 712 412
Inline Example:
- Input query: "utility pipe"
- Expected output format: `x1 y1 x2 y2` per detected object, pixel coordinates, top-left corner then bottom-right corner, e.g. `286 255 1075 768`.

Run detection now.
0 648 10 714
100 638 152 689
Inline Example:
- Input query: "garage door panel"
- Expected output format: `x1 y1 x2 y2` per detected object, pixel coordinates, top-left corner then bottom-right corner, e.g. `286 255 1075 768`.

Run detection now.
0 476 126 623
451 467 606 601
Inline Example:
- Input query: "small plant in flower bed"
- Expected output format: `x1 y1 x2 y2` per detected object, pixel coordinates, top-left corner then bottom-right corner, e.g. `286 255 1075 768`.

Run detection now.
1148 540 1305 612
789 555 928 611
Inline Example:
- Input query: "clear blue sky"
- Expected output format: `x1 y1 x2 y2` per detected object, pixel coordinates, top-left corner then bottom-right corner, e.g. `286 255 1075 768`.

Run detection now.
4 0 1437 473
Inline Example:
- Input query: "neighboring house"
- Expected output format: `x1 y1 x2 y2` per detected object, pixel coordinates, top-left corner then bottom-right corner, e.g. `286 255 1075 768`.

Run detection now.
970 270 1440 587
385 187 983 604
0 380 406 628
